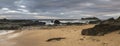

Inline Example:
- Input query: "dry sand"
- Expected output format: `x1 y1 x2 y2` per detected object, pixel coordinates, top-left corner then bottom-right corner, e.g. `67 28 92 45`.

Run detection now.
0 24 120 46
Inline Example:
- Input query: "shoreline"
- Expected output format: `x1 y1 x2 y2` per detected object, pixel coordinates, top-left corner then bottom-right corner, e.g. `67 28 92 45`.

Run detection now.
0 24 120 46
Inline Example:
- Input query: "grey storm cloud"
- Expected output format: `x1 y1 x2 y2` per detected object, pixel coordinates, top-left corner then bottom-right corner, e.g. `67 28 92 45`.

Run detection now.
0 0 120 19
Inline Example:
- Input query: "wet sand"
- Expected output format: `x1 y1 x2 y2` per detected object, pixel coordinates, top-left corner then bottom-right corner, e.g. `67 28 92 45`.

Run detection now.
0 24 120 46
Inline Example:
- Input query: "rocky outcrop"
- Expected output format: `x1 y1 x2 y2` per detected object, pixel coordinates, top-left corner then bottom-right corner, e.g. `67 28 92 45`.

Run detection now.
100 18 115 24
81 17 100 21
0 19 46 30
81 17 120 36
81 17 101 24
0 25 22 30
61 22 84 25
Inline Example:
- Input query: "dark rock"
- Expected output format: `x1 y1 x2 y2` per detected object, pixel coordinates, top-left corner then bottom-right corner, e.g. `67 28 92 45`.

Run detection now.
81 17 101 24
0 19 46 30
80 38 84 40
100 18 115 24
0 25 22 30
102 42 108 46
81 17 120 36
61 22 84 25
54 20 61 25
22 22 46 26
118 32 120 34
81 17 100 21
81 24 120 36
88 20 101 24
46 37 65 42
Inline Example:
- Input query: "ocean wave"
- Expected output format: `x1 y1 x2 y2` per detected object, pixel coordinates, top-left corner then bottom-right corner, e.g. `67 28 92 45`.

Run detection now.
0 30 15 35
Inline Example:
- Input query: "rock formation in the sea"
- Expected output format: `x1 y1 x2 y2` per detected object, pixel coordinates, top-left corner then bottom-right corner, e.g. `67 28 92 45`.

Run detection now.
81 17 100 20
81 17 120 36
81 17 101 24
53 20 61 25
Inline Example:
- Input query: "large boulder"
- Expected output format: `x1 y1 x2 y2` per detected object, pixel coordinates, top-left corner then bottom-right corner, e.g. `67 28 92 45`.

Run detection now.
81 24 120 36
100 18 115 24
81 17 120 36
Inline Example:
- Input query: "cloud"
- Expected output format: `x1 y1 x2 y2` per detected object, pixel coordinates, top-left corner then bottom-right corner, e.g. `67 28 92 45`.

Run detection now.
0 0 120 19
103 13 120 18
34 16 59 19
0 16 7 19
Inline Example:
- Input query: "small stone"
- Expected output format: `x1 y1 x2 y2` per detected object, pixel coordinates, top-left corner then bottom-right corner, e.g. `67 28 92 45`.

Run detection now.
46 37 66 42
118 32 120 34
80 38 84 40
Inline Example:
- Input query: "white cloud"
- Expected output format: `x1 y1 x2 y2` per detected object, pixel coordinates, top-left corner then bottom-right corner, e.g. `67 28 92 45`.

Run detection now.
14 0 27 8
0 16 8 19
82 2 95 7
17 9 29 12
0 8 21 14
5 10 20 13
1 8 9 11
104 13 120 17
0 7 39 15
26 12 39 15
19 5 26 8
73 2 95 9
100 0 111 2
34 16 59 19
0 0 120 19
60 12 65 15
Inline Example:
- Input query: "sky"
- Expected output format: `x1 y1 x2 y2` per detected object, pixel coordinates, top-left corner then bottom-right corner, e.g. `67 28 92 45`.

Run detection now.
0 0 120 19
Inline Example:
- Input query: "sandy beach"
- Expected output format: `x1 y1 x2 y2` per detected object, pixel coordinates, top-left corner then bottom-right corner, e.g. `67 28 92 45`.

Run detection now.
0 24 120 46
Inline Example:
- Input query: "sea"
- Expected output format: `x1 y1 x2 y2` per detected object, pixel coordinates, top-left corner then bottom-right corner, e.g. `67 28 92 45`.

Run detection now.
36 19 97 25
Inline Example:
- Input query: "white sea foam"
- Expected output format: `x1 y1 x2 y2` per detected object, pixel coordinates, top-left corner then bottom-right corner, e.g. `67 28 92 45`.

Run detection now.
0 30 21 46
0 30 15 35
0 30 22 39
0 30 20 39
